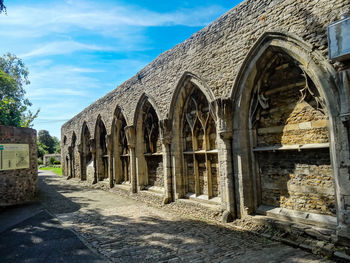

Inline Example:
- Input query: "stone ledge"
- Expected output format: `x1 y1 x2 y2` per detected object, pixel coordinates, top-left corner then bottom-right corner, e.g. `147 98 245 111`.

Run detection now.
256 205 337 229
113 183 131 192
180 194 221 210
143 185 165 195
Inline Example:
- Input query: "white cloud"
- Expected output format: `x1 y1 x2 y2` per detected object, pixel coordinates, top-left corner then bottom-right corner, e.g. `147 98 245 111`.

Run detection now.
2 1 224 38
0 0 229 139
1 1 226 58
21 41 114 58
25 64 104 101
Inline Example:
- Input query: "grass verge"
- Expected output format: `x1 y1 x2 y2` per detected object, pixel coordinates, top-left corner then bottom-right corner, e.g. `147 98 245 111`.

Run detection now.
39 167 62 176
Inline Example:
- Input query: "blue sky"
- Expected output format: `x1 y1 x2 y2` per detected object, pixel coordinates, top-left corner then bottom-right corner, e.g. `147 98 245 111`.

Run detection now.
0 0 241 139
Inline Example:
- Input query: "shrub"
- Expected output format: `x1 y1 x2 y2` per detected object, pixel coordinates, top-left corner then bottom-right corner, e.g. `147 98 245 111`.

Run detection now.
53 160 61 165
49 156 55 165
38 158 43 165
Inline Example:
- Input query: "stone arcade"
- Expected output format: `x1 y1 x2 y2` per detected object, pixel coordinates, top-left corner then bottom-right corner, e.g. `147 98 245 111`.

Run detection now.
61 0 350 242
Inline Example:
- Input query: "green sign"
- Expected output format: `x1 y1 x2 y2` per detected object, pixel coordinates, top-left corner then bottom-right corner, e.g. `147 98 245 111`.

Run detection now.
0 145 3 150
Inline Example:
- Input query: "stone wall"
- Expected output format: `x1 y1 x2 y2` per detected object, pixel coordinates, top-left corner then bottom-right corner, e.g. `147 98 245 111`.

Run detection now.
62 0 350 143
60 0 350 240
251 51 334 216
146 156 163 187
43 154 61 166
0 125 37 206
258 149 335 215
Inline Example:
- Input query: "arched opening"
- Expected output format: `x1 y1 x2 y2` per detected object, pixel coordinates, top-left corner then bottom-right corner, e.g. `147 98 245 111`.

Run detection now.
80 122 92 181
234 44 336 218
182 86 219 200
112 108 130 185
135 98 163 191
251 51 335 216
95 117 108 182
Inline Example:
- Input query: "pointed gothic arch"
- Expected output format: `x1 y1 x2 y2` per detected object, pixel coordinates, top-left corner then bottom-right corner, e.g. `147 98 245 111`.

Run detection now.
111 106 131 186
231 32 340 220
170 73 219 201
94 115 108 182
134 94 164 191
80 122 92 181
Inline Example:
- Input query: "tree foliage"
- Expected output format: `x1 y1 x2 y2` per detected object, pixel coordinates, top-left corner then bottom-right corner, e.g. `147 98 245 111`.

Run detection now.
0 71 22 126
38 130 55 153
37 130 61 159
0 53 39 127
0 0 6 14
53 136 61 153
37 140 49 159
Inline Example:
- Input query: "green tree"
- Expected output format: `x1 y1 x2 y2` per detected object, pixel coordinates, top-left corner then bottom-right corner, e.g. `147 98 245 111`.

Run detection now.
37 140 49 159
53 136 61 153
38 130 56 154
0 70 22 126
0 53 39 127
0 0 6 14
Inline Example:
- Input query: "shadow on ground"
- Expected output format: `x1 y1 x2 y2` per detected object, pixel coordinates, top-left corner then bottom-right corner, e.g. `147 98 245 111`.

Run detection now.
0 209 105 263
38 172 95 214
36 172 329 263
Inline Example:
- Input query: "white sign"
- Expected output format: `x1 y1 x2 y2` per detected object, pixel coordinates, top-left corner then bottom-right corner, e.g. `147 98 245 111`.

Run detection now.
0 144 30 170
328 17 350 61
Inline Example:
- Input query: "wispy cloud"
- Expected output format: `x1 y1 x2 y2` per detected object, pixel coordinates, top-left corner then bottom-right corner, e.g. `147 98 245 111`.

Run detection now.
2 1 226 58
26 64 103 100
2 1 224 38
21 41 114 58
0 0 232 139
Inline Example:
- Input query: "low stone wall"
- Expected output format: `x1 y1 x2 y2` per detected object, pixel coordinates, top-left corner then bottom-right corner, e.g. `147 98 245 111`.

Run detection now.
43 154 61 166
0 125 37 206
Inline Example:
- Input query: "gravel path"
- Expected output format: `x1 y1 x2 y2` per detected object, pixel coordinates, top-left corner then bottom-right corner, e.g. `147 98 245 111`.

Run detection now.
38 170 331 263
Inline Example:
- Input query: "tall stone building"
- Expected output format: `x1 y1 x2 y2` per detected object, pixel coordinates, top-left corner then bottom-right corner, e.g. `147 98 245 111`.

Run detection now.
61 0 350 242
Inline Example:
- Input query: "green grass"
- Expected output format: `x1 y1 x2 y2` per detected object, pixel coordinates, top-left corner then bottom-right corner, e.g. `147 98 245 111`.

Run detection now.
39 167 63 176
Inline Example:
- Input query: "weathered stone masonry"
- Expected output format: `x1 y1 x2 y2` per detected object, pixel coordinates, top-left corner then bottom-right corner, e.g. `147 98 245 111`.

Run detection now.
61 0 350 241
0 126 37 206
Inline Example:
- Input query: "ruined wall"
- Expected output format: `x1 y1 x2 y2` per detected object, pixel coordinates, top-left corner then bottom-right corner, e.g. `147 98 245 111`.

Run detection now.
62 0 350 144
0 126 37 206
60 0 350 232
146 156 163 187
43 154 61 166
258 149 335 215
252 52 334 216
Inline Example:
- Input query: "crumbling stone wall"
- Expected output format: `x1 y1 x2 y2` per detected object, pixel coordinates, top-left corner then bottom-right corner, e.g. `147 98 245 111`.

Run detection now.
43 154 61 166
251 51 334 216
146 156 163 187
61 0 350 240
0 125 37 206
62 0 349 140
258 149 335 215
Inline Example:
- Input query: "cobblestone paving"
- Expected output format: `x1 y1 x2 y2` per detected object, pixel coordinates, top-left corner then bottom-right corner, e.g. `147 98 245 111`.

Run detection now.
38 171 331 263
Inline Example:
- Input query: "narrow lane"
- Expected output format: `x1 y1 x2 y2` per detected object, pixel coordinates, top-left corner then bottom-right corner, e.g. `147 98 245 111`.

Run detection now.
38 171 331 263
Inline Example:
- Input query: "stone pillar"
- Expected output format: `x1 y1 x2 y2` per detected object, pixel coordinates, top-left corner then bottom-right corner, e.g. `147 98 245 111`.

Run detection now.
160 119 173 204
216 99 235 222
125 126 137 193
337 69 350 242
106 134 114 188
89 139 97 184
67 146 73 179
77 143 84 180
